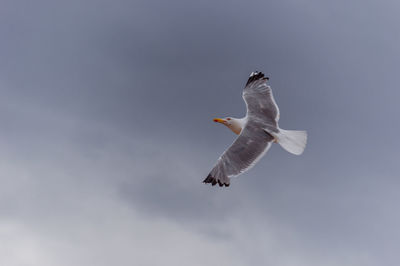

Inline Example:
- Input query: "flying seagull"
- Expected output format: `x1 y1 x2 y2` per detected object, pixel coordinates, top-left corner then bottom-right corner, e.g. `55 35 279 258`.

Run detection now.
203 71 307 187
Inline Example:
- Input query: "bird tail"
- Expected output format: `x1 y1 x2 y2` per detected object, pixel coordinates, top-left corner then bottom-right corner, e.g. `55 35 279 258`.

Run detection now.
274 129 307 155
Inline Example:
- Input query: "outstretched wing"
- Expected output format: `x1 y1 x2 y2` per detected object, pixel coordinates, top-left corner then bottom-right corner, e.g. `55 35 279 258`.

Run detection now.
243 72 280 127
203 121 274 187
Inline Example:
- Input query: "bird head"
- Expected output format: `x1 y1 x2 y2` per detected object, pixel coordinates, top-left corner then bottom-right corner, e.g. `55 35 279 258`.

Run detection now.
213 117 244 135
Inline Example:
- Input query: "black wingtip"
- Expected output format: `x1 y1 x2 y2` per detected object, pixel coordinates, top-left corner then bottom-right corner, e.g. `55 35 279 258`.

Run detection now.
203 174 214 184
203 174 230 187
246 71 267 86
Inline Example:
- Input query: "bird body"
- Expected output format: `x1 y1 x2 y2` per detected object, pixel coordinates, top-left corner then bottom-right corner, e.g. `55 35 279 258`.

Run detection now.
204 71 307 187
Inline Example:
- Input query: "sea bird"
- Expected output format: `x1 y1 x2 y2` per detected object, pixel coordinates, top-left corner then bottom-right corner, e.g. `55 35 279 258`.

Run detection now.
204 71 307 187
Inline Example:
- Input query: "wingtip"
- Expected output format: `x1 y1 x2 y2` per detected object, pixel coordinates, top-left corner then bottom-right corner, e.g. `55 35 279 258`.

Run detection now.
203 174 230 187
246 71 267 86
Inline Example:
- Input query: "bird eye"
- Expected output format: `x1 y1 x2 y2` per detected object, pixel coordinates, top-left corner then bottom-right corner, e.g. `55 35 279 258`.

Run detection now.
227 118 231 120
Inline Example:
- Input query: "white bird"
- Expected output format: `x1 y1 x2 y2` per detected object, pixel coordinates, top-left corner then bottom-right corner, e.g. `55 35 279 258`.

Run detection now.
204 71 307 187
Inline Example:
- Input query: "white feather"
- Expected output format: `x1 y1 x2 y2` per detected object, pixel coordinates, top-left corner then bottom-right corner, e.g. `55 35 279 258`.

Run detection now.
270 129 307 155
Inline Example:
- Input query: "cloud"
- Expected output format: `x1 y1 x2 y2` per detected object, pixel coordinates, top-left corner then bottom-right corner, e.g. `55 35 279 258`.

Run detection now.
0 96 376 266
1 0 400 265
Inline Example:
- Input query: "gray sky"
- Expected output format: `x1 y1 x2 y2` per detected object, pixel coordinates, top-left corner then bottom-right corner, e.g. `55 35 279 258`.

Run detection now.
1 0 400 265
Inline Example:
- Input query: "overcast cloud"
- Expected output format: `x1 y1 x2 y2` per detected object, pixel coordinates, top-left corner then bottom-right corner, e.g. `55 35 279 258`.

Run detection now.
1 0 400 265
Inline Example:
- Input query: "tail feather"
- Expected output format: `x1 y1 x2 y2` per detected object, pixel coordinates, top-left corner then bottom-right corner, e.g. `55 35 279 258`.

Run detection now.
274 129 307 155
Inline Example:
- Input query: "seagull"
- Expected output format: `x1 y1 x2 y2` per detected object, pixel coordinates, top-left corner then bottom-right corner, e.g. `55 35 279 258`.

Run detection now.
203 71 307 187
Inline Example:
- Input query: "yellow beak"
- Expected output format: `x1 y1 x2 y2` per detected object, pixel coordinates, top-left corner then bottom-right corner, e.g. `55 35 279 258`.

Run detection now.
213 118 226 123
